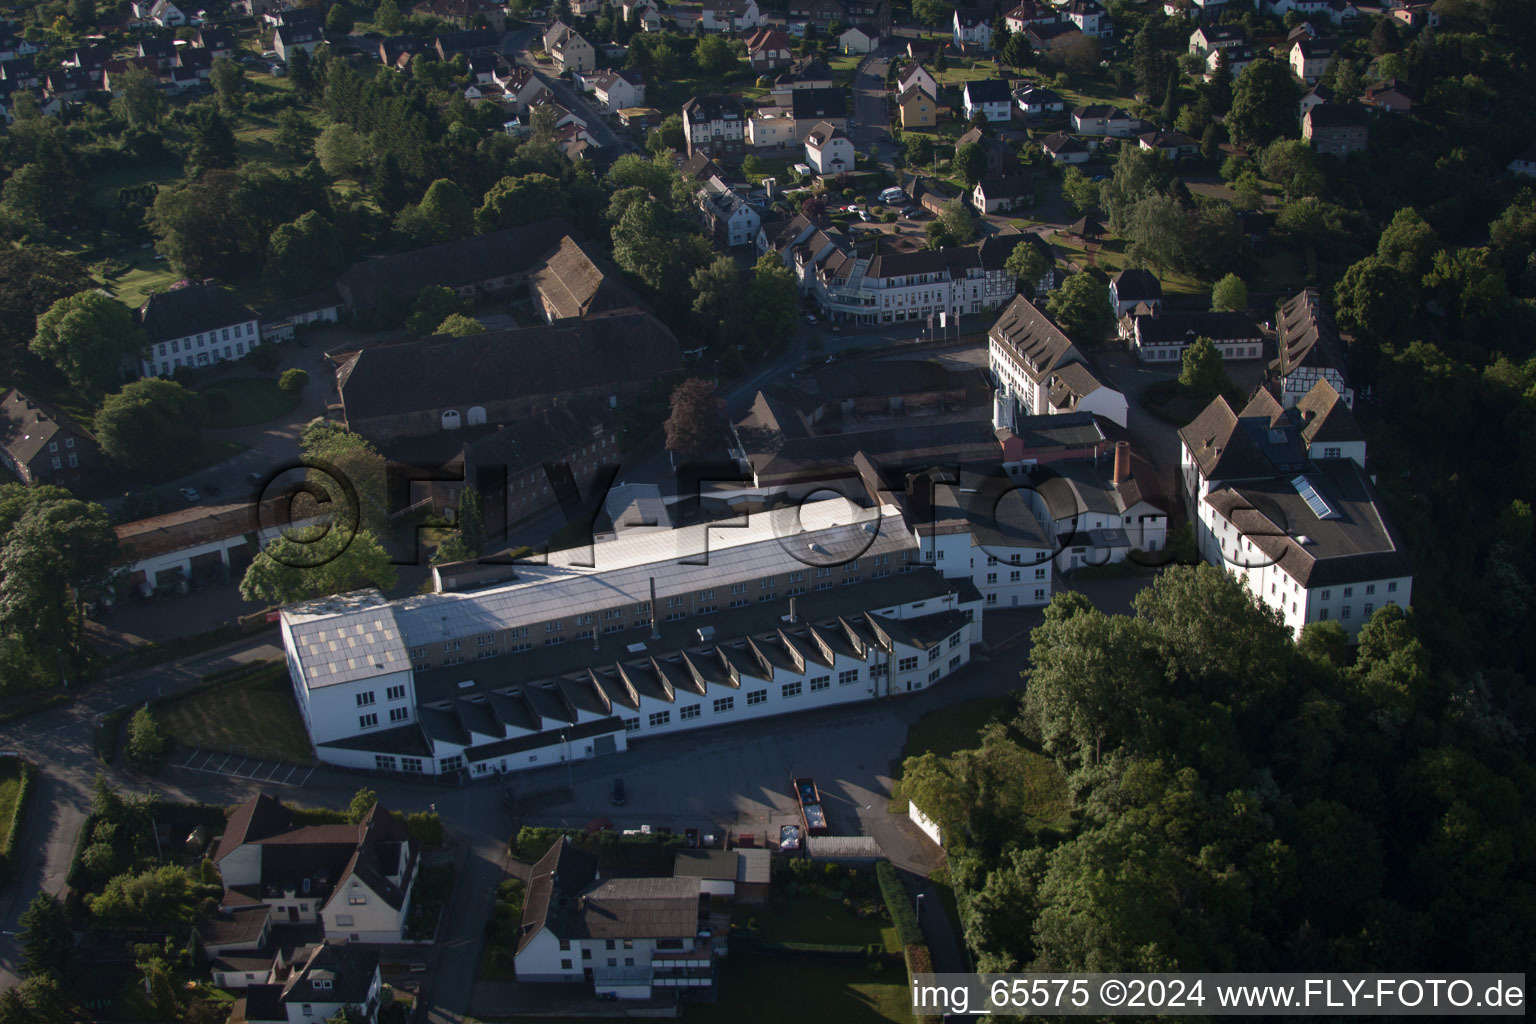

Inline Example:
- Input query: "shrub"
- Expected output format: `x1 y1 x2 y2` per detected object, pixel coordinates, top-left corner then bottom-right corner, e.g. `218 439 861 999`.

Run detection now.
877 859 922 946
278 368 309 392
126 707 169 774
0 760 36 883
405 810 445 846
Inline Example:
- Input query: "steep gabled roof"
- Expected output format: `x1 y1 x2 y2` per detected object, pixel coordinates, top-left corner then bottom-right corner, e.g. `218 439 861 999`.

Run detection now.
139 283 255 342
1295 378 1362 447
529 236 645 321
517 837 601 953
216 794 293 862
1272 287 1347 379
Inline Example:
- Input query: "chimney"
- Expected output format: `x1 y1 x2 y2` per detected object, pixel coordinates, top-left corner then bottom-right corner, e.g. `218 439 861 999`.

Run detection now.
787 596 797 623
649 577 660 640
1112 441 1130 485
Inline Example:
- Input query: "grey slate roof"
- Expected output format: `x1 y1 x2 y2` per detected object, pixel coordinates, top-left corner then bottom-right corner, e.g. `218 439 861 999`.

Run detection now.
139 283 256 343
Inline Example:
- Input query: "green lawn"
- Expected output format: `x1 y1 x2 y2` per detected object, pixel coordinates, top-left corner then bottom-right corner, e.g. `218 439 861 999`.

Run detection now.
105 254 187 310
157 665 314 763
737 895 899 952
199 376 301 428
689 956 914 1024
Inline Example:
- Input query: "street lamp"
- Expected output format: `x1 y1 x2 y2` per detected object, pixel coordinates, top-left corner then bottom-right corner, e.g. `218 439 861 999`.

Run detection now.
561 732 573 792
915 893 925 920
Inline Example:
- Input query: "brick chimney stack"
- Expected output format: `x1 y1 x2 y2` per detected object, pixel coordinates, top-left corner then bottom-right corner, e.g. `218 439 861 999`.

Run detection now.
1113 441 1130 485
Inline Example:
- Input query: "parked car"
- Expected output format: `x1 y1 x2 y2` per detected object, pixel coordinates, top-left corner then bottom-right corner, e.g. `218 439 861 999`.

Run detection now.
178 487 201 502
804 315 818 325
610 777 626 806
901 205 920 218
203 482 222 496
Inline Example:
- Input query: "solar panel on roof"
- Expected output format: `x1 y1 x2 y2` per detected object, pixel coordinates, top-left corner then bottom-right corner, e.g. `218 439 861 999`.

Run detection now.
1289 475 1337 520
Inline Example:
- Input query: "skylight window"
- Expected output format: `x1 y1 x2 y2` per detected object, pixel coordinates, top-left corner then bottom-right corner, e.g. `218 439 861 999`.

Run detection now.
1290 475 1338 520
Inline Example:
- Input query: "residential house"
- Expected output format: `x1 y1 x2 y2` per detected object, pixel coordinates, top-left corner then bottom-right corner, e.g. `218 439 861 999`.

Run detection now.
956 128 1018 177
43 68 92 103
590 68 644 110
1138 129 1201 160
194 907 275 990
275 22 324 63
231 944 383 1024
1005 0 1058 32
1019 441 1168 570
897 62 938 101
700 0 760 32
746 106 798 149
379 34 426 68
898 85 937 128
904 37 946 63
195 25 237 56
1024 21 1084 52
843 0 893 35
1179 381 1409 638
1206 44 1256 80
805 121 855 174
745 27 794 71
493 63 551 112
1062 0 1111 38
412 0 507 31
529 236 646 323
541 18 576 52
1509 141 1536 177
1130 310 1264 362
1270 287 1352 407
132 0 187 27
786 0 846 34
840 25 880 53
334 219 578 319
547 24 596 73
1389 1 1439 28
699 177 763 247
1188 23 1244 56
621 0 662 31
435 27 499 60
1040 131 1090 163
1361 78 1412 113
952 7 991 50
102 57 163 95
336 312 681 444
213 794 419 943
515 838 722 999
1014 85 1064 118
177 46 214 80
139 283 260 377
989 295 1129 429
769 57 834 105
1298 81 1333 121
973 174 1033 214
683 94 746 162
790 87 848 135
962 79 1012 125
1110 268 1162 316
1289 36 1339 82
1303 102 1369 156
0 388 98 487
136 33 177 69
1071 104 1138 137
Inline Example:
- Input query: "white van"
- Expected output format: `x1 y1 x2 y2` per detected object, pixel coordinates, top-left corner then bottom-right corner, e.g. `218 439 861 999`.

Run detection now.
879 187 906 203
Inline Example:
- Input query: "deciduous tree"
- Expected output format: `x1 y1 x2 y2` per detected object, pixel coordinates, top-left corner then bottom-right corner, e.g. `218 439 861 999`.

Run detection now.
96 378 206 478
1178 335 1233 404
1045 272 1114 343
954 141 987 188
1210 272 1247 311
664 378 722 457
30 291 144 394
1228 57 1299 147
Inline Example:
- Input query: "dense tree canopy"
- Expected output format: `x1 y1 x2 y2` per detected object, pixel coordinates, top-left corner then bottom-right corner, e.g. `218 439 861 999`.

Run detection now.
1046 274 1114 344
95 379 206 478
663 378 722 457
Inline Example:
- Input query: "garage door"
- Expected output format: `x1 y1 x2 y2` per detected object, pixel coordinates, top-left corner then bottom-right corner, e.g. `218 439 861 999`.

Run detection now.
593 735 617 757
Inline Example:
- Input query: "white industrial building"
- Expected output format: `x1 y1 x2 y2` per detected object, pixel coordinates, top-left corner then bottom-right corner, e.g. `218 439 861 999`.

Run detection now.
280 499 985 778
1179 380 1410 638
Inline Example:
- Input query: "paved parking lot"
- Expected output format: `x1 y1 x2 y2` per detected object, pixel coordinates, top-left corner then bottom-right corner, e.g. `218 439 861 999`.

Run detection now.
170 747 316 787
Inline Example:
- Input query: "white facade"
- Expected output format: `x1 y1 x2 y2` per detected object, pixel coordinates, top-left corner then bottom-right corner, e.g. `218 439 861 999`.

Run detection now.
953 10 990 49
805 129 854 173
321 861 419 944
989 299 1129 429
143 314 262 376
962 84 1012 125
908 800 943 846
282 502 986 779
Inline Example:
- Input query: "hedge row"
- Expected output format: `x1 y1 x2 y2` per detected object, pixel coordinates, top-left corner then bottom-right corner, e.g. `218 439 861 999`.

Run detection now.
0 759 37 884
905 944 941 1024
876 859 922 946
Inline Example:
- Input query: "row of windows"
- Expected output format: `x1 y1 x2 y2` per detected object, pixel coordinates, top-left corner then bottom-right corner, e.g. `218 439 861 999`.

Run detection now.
358 707 412 730
154 322 249 358
356 684 409 707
